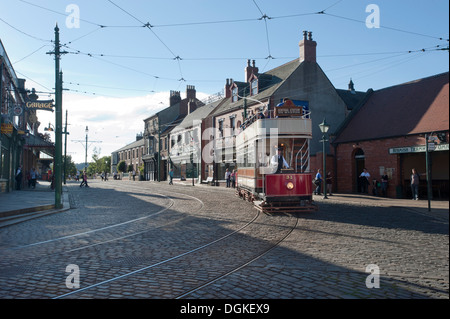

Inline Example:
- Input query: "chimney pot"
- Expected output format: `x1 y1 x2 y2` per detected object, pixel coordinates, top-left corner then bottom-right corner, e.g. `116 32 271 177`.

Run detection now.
299 30 317 63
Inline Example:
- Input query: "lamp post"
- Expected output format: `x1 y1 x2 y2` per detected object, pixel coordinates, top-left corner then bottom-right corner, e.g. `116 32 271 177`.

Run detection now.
63 110 69 184
85 126 89 172
319 118 330 199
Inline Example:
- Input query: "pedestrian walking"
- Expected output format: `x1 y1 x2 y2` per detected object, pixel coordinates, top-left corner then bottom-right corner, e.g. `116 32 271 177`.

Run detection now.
410 168 420 200
314 169 322 195
15 165 23 190
80 171 89 188
169 168 174 185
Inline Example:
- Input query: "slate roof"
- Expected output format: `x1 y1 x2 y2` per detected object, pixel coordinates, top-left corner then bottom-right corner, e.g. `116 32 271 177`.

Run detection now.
113 138 144 153
335 89 368 111
172 99 223 133
333 72 449 144
211 59 302 116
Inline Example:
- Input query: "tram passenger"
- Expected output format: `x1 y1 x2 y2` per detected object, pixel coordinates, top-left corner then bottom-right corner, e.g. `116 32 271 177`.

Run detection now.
270 147 289 174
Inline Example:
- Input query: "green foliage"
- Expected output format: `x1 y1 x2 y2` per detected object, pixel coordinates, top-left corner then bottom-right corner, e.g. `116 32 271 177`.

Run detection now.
63 155 77 176
117 160 126 173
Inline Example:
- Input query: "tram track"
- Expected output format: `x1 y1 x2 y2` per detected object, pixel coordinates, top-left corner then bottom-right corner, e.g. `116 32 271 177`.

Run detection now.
0 181 298 299
53 210 299 299
0 183 205 270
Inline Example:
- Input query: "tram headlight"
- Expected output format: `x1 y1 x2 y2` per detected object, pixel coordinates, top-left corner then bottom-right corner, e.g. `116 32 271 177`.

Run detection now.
286 182 294 190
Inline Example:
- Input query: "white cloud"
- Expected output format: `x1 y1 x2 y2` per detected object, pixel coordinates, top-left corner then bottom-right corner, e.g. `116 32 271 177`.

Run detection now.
36 90 208 164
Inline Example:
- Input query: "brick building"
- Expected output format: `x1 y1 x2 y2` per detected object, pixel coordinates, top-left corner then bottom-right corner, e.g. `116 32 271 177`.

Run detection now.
111 134 144 176
333 72 449 199
142 85 203 181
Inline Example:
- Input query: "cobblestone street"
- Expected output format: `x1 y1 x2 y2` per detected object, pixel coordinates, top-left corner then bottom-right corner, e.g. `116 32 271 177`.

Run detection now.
0 179 448 302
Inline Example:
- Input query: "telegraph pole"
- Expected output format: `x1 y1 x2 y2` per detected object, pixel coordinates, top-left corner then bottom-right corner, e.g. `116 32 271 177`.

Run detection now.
72 126 101 172
47 24 67 209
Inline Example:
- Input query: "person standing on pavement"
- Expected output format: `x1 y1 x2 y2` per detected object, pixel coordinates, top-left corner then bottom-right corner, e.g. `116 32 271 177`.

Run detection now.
359 168 370 194
381 170 389 197
314 169 322 195
30 167 37 189
15 165 23 190
410 168 420 200
225 168 231 188
231 169 236 188
326 171 333 196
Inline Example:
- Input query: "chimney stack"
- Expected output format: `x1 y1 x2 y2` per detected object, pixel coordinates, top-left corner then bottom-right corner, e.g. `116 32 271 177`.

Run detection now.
224 78 232 98
170 90 181 106
299 30 317 63
186 85 196 100
245 59 259 83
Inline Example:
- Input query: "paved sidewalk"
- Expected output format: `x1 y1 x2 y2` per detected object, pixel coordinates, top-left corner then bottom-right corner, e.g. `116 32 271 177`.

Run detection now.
0 180 69 227
313 192 449 222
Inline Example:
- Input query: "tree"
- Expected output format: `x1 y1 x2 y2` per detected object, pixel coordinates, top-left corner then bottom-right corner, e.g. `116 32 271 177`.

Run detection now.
63 155 77 176
117 160 126 173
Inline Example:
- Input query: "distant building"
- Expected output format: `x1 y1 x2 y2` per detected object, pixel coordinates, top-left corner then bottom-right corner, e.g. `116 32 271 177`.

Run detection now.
111 134 144 175
142 85 204 181
169 98 223 183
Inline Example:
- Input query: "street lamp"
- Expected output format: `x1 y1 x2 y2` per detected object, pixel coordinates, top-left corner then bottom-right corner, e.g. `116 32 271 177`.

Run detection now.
44 123 54 132
85 126 89 171
319 118 330 199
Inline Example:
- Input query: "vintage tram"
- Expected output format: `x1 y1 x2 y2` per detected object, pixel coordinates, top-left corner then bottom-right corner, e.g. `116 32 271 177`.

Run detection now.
236 99 318 213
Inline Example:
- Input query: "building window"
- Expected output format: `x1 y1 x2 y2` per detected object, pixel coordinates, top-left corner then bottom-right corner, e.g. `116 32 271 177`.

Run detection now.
230 116 236 135
218 119 224 137
251 79 258 95
232 87 238 102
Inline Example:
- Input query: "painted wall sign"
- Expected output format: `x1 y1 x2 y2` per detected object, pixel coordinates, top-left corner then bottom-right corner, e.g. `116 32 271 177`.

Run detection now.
389 143 449 154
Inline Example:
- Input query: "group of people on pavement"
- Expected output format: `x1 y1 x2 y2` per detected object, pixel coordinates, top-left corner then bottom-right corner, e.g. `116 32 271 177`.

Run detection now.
313 167 422 200
14 166 38 190
313 169 333 196
224 168 237 188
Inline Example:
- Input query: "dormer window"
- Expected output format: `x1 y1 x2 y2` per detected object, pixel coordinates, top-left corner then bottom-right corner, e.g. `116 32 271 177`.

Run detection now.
251 79 258 96
232 87 238 102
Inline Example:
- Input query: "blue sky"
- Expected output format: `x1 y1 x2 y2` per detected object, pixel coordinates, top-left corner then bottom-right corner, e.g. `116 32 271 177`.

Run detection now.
1 0 448 163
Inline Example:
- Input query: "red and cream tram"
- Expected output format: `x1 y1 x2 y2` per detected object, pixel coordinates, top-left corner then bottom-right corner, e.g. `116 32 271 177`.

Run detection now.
236 99 318 213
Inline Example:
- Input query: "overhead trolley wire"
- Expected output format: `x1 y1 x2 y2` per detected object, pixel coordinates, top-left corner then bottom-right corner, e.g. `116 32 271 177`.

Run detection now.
321 12 449 42
0 17 51 42
106 0 184 81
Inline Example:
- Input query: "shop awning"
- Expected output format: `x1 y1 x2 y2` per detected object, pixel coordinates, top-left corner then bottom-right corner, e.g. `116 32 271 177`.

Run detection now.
23 134 55 157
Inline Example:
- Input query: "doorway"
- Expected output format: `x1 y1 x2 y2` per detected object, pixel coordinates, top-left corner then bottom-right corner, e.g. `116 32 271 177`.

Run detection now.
354 148 365 192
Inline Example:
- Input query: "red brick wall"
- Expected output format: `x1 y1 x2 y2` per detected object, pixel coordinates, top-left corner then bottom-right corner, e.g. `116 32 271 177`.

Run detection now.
335 135 428 197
